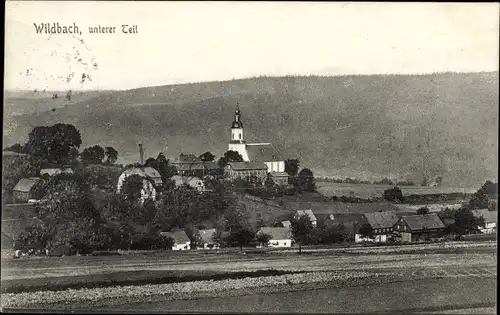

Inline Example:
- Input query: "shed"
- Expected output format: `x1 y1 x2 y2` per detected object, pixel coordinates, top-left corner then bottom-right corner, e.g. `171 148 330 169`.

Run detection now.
257 227 292 248
160 230 191 251
13 177 41 203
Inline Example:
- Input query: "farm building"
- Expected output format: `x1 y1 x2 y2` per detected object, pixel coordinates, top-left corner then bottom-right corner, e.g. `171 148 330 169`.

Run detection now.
171 153 219 177
117 167 160 202
280 220 291 228
12 177 41 203
393 213 446 242
224 162 268 184
295 209 317 227
256 227 292 248
354 211 400 243
471 209 497 234
160 230 191 251
171 175 205 191
196 229 219 249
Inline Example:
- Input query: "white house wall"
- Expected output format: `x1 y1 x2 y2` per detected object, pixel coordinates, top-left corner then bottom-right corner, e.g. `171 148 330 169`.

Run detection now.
265 161 285 173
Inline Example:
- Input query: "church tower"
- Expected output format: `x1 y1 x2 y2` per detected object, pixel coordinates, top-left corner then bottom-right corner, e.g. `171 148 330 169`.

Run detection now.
228 105 249 161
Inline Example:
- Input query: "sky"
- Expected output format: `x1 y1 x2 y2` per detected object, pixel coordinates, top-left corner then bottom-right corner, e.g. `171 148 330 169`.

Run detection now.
4 1 499 91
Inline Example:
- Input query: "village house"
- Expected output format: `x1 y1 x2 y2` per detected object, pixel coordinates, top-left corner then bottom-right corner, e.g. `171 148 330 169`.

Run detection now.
225 162 268 184
227 106 289 184
393 213 446 243
354 211 400 243
117 166 161 202
196 228 219 249
256 227 292 248
171 175 205 191
171 153 219 177
12 177 41 203
160 230 191 251
471 209 497 234
295 209 317 227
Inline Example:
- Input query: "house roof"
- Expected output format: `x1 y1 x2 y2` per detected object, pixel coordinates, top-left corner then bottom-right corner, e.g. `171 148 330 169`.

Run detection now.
296 209 317 222
281 220 291 228
171 175 204 189
246 143 284 162
174 153 202 164
198 229 217 243
40 168 74 176
471 209 497 224
160 230 191 244
258 227 291 240
13 178 41 193
270 172 289 177
315 213 335 223
363 211 400 229
400 213 446 231
120 167 163 185
226 161 267 171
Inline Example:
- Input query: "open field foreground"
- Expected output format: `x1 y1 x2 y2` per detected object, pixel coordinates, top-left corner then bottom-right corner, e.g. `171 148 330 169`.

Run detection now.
1 241 497 312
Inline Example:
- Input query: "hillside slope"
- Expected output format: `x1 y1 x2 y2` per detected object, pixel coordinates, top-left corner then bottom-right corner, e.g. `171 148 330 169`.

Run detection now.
4 72 498 187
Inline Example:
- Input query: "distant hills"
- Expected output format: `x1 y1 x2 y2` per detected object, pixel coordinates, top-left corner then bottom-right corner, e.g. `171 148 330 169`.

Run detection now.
4 72 498 187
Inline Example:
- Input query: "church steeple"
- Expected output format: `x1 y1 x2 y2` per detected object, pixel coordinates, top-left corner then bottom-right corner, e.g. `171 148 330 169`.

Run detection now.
232 104 243 129
230 104 244 143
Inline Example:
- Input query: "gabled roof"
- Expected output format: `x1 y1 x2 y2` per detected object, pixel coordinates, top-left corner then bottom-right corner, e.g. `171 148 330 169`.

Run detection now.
246 143 284 162
471 209 497 224
198 229 216 243
13 178 41 193
160 230 191 244
174 153 202 164
363 211 400 229
296 209 317 222
226 161 267 171
258 227 291 240
400 213 446 231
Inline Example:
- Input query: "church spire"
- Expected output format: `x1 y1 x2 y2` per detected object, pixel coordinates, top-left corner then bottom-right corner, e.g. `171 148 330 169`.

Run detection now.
232 104 243 128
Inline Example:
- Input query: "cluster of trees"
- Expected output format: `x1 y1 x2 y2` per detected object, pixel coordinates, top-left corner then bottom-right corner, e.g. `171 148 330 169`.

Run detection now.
468 181 497 211
438 206 486 236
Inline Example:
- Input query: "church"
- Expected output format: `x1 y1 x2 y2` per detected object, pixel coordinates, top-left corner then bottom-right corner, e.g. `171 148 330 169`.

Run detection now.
227 106 289 185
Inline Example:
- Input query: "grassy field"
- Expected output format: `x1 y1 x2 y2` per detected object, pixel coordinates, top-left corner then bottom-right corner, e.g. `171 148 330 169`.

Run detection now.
1 240 496 311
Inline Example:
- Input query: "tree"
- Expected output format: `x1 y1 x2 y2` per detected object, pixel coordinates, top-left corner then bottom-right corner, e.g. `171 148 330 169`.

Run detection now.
156 153 178 184
144 157 157 168
417 207 430 215
290 213 314 254
104 147 118 164
285 158 300 177
121 174 145 201
256 233 272 248
228 224 256 251
454 207 485 235
218 150 244 167
80 145 105 165
296 168 316 192
358 224 374 239
25 124 82 165
199 151 216 162
469 181 498 210
383 187 404 202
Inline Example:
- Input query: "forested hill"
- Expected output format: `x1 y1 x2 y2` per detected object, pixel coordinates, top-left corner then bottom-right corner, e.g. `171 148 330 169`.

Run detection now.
4 72 498 187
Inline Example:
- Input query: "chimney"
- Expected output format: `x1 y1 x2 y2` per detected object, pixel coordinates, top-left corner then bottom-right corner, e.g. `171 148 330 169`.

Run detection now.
138 143 144 165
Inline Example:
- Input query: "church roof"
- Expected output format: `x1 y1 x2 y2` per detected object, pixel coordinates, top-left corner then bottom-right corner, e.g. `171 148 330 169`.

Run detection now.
246 143 283 162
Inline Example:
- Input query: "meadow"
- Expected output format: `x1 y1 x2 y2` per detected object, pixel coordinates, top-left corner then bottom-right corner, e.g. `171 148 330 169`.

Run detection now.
316 182 477 199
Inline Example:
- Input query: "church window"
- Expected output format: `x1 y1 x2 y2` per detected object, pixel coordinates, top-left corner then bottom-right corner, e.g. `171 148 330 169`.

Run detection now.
239 133 241 140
